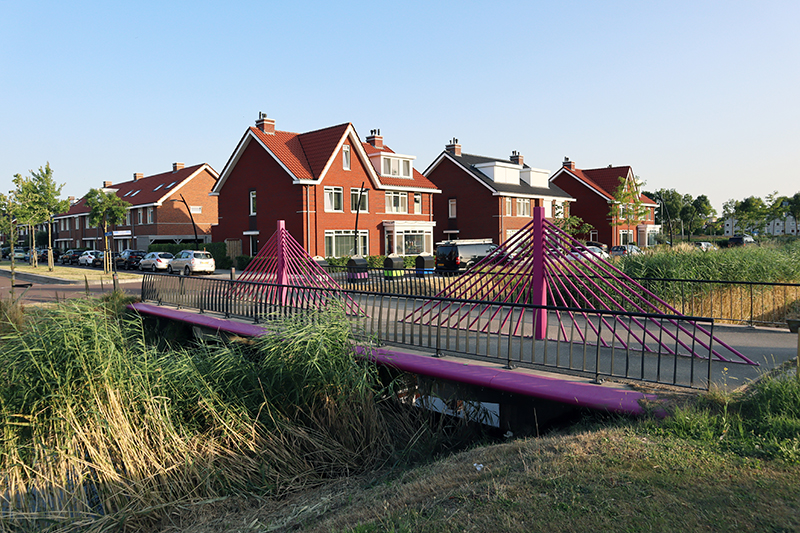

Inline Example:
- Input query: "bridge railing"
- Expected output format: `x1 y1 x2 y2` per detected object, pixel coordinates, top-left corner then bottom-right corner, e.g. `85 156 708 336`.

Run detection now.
317 267 800 328
141 273 716 390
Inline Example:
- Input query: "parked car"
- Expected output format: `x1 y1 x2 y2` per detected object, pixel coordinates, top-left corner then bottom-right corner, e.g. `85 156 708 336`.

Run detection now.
139 252 174 271
728 235 755 247
167 249 216 275
78 250 102 267
585 241 608 253
95 251 120 268
610 244 643 257
695 241 718 252
566 245 610 261
115 250 147 270
60 249 84 264
37 248 61 262
435 240 498 274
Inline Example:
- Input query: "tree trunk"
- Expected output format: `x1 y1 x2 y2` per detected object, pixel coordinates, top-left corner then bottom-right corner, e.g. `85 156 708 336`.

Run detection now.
47 221 54 271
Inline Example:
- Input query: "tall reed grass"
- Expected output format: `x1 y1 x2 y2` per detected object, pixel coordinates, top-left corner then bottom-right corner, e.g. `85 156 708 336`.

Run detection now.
0 299 454 531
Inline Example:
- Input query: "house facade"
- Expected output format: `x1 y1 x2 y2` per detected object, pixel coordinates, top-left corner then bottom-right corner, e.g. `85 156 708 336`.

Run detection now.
423 140 573 244
549 159 659 248
53 163 219 251
724 216 798 237
211 114 440 258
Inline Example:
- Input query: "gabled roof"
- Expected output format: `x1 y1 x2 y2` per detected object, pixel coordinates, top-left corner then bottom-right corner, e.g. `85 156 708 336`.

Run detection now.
55 163 218 218
213 122 439 194
551 165 656 205
424 151 572 199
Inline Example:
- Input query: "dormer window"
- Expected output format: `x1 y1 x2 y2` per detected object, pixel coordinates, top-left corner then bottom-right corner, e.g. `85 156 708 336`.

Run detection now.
154 184 164 191
382 157 412 178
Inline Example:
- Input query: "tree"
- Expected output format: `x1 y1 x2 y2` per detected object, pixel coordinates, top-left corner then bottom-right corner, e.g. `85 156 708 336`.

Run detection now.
680 195 715 237
734 196 767 236
645 188 681 245
85 188 130 274
0 191 22 301
609 176 649 245
12 173 40 267
788 192 800 234
765 191 790 236
28 164 69 270
551 202 595 239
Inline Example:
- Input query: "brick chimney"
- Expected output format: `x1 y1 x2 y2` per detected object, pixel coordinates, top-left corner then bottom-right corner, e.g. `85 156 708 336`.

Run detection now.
68 196 75 205
173 162 184 172
510 151 524 166
366 129 383 149
255 111 275 134
445 138 461 157
562 157 575 170
103 181 113 188
133 172 144 181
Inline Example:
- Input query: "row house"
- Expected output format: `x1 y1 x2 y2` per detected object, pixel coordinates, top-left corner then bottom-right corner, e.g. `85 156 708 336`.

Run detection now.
549 159 659 247
211 114 440 257
724 216 798 237
423 140 574 244
53 163 218 251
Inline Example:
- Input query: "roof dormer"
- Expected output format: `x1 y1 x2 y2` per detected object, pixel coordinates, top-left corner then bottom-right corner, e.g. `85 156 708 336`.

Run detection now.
473 160 522 185
368 152 416 179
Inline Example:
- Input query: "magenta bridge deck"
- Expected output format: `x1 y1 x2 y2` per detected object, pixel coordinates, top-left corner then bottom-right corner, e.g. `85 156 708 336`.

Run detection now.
129 302 663 417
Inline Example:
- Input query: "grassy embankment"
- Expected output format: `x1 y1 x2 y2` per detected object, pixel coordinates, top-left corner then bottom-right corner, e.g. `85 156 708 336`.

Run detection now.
0 263 140 282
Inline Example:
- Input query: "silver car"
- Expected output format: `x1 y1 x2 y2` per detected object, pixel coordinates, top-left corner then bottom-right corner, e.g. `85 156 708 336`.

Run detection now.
167 250 216 275
138 252 174 272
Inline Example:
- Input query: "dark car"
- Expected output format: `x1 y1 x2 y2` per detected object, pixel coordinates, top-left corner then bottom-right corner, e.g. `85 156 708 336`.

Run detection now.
728 235 755 247
610 244 643 257
115 250 147 270
435 240 498 274
585 241 608 253
95 251 120 268
61 249 85 264
37 248 61 262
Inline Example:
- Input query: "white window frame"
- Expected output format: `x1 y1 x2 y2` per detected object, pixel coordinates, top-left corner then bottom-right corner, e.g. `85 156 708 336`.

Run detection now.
382 157 412 178
125 211 131 226
147 207 154 225
342 145 351 170
190 206 202 214
249 190 257 215
448 198 457 219
505 197 512 216
324 229 369 257
385 191 408 214
137 208 143 225
516 198 530 217
324 186 344 212
414 193 422 215
350 188 368 213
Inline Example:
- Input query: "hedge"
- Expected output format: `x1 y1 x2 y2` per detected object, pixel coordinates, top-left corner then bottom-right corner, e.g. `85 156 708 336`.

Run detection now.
232 254 423 272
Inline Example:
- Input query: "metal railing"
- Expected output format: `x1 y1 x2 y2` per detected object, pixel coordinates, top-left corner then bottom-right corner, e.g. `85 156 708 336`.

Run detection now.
317 267 800 328
141 273 716 389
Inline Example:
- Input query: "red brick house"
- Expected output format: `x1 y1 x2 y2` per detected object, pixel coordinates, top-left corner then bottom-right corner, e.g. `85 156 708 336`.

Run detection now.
53 163 219 251
423 140 574 244
211 114 440 258
549 159 659 247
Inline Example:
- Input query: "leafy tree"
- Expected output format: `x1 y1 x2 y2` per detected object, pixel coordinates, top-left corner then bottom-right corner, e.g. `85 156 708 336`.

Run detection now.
609 176 649 245
765 191 790 235
551 202 594 238
0 191 22 301
86 188 130 273
12 174 40 267
734 196 767 236
681 195 715 237
28 163 70 270
644 188 682 245
788 192 800 234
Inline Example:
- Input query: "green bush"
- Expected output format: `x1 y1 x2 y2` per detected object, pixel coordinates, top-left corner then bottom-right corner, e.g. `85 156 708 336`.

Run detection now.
324 255 419 269
235 255 253 271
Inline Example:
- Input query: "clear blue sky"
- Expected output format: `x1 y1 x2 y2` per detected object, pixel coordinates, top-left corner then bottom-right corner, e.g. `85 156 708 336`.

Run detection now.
2 0 798 213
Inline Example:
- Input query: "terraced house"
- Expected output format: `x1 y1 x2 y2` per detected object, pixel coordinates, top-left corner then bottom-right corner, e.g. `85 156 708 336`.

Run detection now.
52 163 219 251
211 114 440 258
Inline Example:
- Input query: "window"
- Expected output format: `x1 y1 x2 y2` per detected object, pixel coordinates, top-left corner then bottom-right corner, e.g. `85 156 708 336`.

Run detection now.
137 209 143 225
324 230 368 257
249 235 259 255
324 186 344 212
505 197 512 216
516 198 530 217
386 228 434 255
190 206 202 214
385 191 408 214
147 207 154 225
342 145 351 170
620 230 634 245
249 190 256 215
414 193 422 214
125 211 131 226
448 199 457 219
350 188 368 212
382 157 412 178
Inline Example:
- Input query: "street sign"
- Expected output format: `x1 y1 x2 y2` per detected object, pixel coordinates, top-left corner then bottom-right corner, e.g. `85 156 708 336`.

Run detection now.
111 230 131 236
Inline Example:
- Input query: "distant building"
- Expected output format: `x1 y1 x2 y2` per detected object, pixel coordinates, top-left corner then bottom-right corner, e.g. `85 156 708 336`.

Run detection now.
53 163 219 251
423 139 573 245
549 159 659 247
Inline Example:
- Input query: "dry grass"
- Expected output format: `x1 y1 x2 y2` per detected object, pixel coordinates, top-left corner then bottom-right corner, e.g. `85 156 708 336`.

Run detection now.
154 426 800 532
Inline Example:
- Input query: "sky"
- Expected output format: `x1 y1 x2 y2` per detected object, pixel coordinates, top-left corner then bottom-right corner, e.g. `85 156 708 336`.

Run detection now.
2 0 798 214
